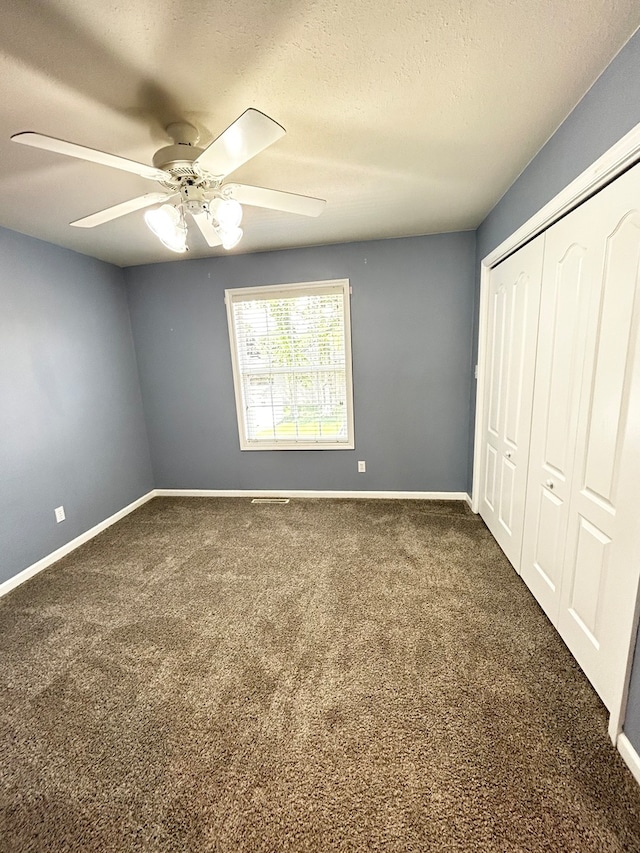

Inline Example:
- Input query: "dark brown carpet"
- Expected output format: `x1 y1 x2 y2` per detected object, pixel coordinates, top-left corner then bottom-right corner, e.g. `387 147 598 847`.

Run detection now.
1 497 640 852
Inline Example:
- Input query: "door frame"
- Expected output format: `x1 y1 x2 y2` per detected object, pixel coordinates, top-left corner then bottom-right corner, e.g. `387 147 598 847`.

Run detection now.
471 120 640 746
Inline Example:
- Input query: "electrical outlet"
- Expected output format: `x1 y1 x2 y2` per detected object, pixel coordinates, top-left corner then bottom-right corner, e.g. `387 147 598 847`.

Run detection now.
54 506 65 523
358 460 366 473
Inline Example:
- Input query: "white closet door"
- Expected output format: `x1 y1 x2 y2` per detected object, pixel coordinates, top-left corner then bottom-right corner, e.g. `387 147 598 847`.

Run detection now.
520 201 599 622
557 163 640 711
479 235 544 570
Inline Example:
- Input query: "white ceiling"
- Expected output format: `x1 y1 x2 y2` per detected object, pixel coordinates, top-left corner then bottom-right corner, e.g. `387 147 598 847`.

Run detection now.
1 1 639 267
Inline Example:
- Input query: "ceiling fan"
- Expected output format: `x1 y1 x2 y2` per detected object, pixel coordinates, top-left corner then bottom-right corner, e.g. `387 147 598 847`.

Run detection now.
11 109 326 253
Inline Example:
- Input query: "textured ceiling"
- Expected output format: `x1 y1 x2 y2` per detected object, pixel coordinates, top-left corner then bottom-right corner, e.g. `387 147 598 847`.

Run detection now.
1 1 639 266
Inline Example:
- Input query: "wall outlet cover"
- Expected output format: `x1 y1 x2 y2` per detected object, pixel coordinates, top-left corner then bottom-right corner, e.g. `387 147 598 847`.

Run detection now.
54 506 65 523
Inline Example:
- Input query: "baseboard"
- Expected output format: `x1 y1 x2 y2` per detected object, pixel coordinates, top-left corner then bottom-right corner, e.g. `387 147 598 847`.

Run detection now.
0 491 156 599
618 733 640 787
1 488 471 599
154 488 470 501
464 493 474 511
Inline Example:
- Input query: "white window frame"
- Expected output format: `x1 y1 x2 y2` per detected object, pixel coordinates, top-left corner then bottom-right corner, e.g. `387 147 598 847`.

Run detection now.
225 279 355 451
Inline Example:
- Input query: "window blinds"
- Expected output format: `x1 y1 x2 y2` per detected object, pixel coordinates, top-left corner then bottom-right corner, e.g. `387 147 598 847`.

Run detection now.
226 280 353 449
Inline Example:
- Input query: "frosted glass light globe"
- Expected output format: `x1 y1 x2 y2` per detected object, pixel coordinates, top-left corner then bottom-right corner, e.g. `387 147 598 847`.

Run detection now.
209 197 243 229
144 205 187 253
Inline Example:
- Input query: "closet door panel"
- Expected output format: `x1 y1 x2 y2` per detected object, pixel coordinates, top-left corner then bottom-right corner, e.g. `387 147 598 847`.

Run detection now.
582 213 640 501
479 235 544 570
565 517 610 645
530 486 564 593
498 458 515 536
520 207 596 622
542 245 589 473
483 444 498 511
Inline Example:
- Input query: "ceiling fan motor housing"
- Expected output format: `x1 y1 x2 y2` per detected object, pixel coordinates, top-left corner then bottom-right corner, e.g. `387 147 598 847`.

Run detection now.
151 121 207 180
152 143 201 171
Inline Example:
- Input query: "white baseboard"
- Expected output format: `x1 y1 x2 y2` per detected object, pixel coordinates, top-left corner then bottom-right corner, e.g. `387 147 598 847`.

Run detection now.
0 491 155 599
1 488 472 599
154 488 471 501
618 733 640 787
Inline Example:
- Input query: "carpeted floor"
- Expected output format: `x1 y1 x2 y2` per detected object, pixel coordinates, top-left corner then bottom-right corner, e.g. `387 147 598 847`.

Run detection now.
1 497 640 852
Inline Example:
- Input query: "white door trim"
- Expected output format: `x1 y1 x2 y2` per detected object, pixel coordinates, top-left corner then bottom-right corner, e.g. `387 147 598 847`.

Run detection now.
482 122 640 272
472 119 640 749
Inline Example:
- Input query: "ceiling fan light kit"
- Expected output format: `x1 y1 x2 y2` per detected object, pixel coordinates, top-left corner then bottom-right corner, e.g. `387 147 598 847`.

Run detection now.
141 184 245 254
11 109 326 255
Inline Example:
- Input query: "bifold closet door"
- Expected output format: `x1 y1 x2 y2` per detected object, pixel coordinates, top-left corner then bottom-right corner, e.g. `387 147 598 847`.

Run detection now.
520 199 599 624
478 235 544 570
557 162 640 711
521 161 640 711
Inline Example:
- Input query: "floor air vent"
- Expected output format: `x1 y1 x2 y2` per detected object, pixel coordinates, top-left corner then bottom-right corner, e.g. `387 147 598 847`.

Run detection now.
251 498 290 505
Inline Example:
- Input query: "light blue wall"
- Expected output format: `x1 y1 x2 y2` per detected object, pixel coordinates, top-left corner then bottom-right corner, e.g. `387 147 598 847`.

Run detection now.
125 232 476 493
0 227 154 584
625 645 640 751
469 28 640 753
477 30 640 262
469 29 640 490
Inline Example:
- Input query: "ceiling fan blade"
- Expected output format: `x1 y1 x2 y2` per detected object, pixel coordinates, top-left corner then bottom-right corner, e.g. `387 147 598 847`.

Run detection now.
194 109 285 178
70 192 173 228
191 212 223 247
11 132 169 182
224 183 326 217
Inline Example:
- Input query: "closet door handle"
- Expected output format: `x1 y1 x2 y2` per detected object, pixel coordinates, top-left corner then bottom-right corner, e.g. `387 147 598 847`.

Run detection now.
546 479 554 490
505 451 512 459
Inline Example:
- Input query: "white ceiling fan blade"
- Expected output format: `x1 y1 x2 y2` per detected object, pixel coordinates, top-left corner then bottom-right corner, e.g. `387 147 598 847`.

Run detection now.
194 109 285 178
70 192 173 228
11 132 169 182
191 212 223 247
224 183 326 217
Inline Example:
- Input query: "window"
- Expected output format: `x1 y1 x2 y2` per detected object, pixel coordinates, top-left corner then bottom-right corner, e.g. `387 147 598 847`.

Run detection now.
225 279 354 450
